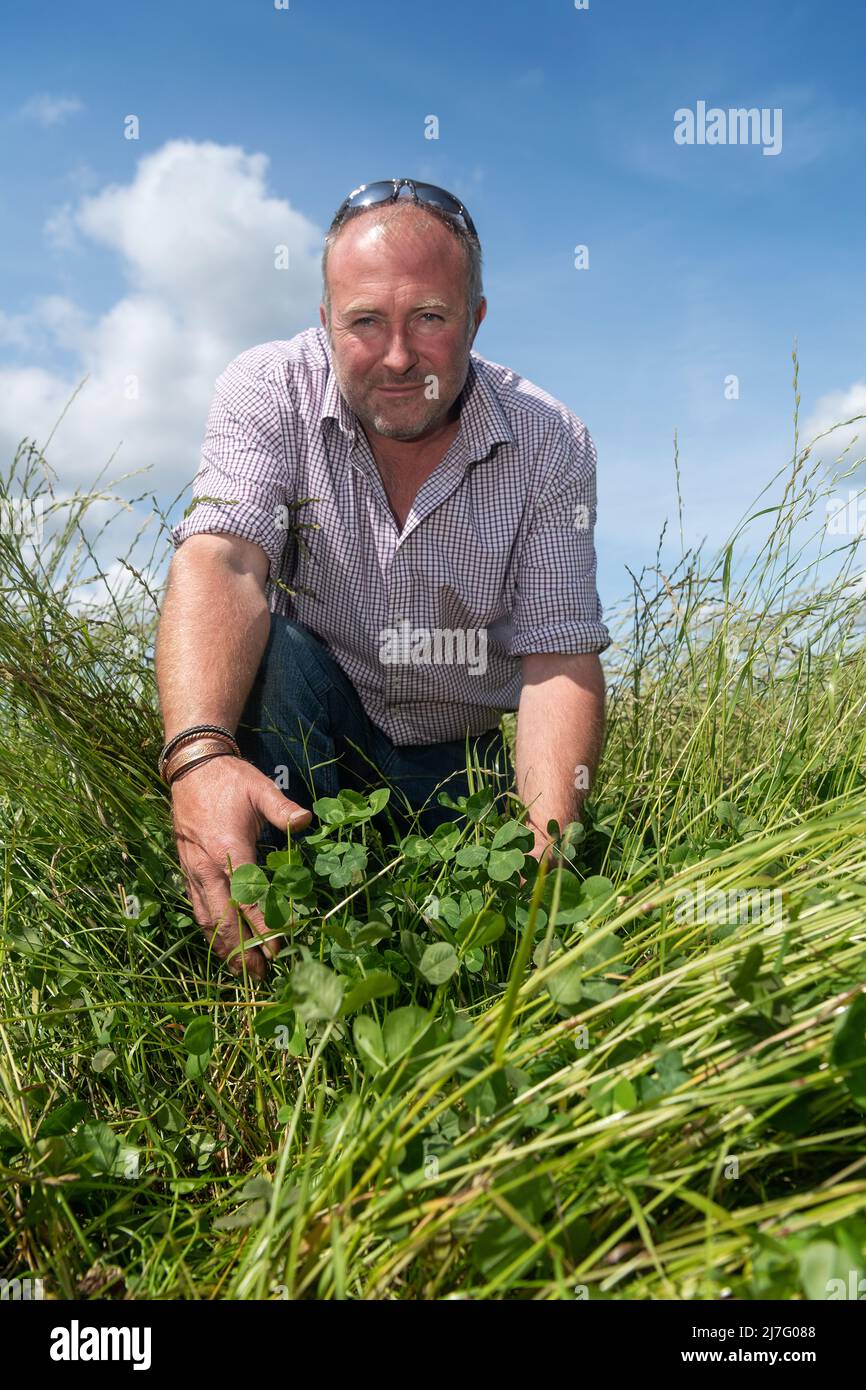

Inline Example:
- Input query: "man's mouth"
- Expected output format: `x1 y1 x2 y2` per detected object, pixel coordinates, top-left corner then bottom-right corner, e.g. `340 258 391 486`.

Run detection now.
376 383 422 394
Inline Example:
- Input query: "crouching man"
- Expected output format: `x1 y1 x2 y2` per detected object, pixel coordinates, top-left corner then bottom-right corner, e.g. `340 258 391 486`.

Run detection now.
155 178 610 979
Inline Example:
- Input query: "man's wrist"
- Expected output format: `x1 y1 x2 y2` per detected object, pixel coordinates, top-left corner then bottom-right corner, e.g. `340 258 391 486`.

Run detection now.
169 749 246 789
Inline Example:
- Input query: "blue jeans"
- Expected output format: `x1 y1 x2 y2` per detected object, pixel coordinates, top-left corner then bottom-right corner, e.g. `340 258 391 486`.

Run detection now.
234 614 513 858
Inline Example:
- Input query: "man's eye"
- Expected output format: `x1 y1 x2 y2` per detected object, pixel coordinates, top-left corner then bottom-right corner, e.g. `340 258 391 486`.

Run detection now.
353 316 375 327
420 312 444 322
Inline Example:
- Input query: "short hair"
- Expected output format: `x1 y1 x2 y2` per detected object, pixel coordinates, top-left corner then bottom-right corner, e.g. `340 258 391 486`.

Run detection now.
321 199 484 328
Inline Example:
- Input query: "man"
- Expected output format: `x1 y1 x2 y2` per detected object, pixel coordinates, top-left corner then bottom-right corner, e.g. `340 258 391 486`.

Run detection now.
156 178 610 980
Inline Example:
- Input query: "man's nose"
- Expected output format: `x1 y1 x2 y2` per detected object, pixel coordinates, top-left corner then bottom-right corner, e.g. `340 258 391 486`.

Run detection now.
380 330 418 374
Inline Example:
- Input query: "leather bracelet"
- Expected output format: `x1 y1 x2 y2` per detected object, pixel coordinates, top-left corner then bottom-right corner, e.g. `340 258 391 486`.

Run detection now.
159 723 238 772
159 729 239 779
161 739 239 785
162 735 239 771
165 745 239 787
162 738 240 786
167 750 236 787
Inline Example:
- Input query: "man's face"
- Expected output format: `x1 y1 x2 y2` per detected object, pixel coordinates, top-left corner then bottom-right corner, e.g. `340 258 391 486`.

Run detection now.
321 205 486 443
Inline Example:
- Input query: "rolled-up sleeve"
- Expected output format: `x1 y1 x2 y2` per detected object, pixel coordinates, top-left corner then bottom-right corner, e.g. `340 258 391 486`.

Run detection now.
509 421 611 656
170 356 292 584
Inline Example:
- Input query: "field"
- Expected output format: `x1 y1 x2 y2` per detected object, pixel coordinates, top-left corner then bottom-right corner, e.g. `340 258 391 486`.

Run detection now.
2 369 865 1300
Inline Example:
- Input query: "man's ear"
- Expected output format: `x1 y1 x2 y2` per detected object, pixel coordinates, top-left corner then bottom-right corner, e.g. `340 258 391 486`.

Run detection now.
469 296 487 346
319 302 328 330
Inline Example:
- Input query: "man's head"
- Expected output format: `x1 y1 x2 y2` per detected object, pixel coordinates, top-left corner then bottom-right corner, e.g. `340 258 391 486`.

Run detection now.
320 191 486 442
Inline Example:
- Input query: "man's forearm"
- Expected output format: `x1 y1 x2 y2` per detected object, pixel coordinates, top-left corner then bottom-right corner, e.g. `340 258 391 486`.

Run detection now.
154 536 272 742
514 652 606 845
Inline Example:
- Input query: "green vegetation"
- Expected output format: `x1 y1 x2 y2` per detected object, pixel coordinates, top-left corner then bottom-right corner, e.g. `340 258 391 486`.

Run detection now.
1 360 865 1299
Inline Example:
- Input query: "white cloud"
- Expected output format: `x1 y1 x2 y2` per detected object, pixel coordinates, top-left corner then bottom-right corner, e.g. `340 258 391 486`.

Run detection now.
0 139 325 509
0 308 35 350
18 93 84 126
44 202 79 251
802 381 866 476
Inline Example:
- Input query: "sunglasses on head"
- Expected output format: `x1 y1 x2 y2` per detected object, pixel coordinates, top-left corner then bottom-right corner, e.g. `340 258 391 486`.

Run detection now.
329 178 478 240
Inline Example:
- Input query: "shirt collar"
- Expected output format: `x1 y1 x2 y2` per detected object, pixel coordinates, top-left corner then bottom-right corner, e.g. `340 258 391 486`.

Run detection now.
456 352 515 459
318 329 360 443
317 326 515 460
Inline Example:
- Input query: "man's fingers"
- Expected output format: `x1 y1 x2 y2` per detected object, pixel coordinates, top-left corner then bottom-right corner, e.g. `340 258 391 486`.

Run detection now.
257 783 312 836
222 930 269 982
196 868 268 981
215 843 283 962
186 880 212 933
234 900 281 962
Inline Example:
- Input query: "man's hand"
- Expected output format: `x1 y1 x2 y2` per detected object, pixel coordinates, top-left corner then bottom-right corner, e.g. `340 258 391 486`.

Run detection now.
170 755 312 981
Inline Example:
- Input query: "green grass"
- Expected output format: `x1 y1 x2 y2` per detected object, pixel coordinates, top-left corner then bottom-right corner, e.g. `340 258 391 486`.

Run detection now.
1 358 866 1300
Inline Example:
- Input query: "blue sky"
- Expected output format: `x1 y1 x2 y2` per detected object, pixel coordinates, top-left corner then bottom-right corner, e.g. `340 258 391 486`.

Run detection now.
1 0 864 616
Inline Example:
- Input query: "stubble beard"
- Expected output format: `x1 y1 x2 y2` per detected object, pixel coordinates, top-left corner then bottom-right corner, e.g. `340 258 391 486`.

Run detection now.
330 340 471 443
367 393 451 440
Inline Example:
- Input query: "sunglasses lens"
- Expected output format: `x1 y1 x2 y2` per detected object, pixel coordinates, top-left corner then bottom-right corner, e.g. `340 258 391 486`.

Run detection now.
345 181 396 210
413 183 476 236
412 183 462 216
